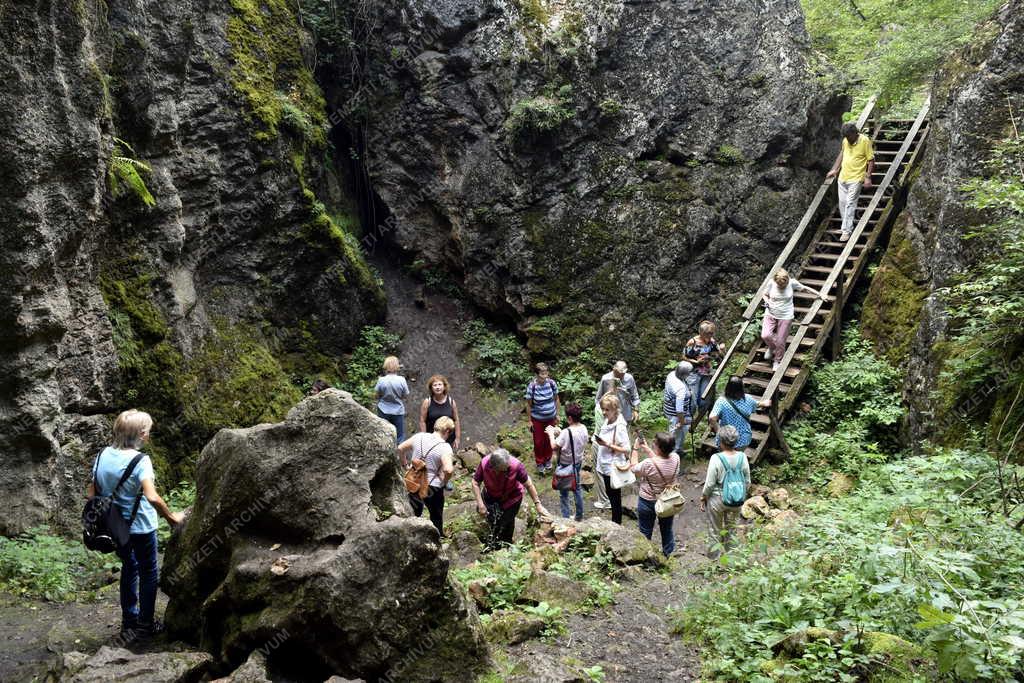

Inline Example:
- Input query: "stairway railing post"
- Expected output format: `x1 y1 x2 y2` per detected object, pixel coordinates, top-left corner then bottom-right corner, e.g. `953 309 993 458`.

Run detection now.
768 388 791 459
832 274 844 360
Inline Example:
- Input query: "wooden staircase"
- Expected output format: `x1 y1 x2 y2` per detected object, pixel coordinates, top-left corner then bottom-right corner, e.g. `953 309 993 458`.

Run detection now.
697 96 931 463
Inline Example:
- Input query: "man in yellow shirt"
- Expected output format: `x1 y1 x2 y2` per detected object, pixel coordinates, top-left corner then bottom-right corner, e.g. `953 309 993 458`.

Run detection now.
826 122 874 242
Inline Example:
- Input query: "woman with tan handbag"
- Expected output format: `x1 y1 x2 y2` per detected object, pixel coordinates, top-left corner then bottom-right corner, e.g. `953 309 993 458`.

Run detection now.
397 417 455 535
629 432 681 556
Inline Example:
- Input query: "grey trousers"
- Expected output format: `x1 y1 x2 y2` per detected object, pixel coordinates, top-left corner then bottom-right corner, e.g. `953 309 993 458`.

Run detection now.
705 494 740 559
838 179 862 234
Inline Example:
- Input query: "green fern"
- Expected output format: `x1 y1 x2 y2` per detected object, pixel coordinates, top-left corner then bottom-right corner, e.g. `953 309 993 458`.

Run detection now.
108 137 156 207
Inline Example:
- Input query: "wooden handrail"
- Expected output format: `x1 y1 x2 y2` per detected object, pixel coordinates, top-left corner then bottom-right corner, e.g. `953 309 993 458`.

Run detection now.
700 94 878 403
758 96 931 403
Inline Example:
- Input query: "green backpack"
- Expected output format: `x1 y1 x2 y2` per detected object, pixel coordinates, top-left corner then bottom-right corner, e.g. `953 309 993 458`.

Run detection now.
718 452 747 508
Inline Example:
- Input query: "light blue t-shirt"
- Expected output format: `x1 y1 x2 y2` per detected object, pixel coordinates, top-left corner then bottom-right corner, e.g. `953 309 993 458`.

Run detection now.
375 374 409 415
92 447 158 535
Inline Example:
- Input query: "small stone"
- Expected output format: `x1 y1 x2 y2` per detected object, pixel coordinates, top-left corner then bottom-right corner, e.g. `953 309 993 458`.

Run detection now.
749 484 770 498
520 569 596 609
467 577 496 608
768 509 799 531
482 610 546 645
741 495 770 520
475 442 490 456
413 285 426 308
826 472 855 498
767 488 790 510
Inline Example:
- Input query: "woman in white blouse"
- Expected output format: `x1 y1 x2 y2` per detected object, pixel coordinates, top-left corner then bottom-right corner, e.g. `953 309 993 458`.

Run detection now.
760 269 828 371
593 394 631 525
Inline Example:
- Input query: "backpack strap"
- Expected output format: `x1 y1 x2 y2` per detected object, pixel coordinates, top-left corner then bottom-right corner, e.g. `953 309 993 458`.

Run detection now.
92 451 104 495
717 452 740 476
115 453 146 528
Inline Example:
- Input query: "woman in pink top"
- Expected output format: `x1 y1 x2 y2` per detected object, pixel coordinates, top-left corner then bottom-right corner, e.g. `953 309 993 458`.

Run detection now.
629 432 680 556
472 449 551 549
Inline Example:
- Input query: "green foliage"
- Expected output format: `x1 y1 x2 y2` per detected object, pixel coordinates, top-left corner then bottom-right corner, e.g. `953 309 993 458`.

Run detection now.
521 601 565 638
801 0 1001 106
581 665 606 683
714 144 746 166
548 532 619 608
770 327 903 483
108 137 155 207
454 543 533 612
552 350 601 407
938 132 1024 451
676 448 1024 682
0 528 116 602
505 86 575 137
157 481 197 548
462 320 532 391
340 325 401 408
597 97 624 119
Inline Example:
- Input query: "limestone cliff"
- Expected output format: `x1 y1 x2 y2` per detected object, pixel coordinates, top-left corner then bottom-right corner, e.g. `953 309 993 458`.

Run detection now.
0 0 385 534
313 0 846 380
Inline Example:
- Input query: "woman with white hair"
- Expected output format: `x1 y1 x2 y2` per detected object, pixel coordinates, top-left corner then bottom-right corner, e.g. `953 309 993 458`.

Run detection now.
375 356 410 444
760 269 828 371
472 448 551 549
699 425 750 559
86 410 183 639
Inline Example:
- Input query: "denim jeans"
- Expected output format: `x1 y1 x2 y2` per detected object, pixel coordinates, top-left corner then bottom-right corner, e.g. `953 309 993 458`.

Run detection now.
559 464 584 521
118 530 159 625
637 496 675 556
686 372 712 411
378 410 405 444
669 416 690 455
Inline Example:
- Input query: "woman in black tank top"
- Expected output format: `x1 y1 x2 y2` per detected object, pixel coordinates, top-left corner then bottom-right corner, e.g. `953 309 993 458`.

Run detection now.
419 374 460 448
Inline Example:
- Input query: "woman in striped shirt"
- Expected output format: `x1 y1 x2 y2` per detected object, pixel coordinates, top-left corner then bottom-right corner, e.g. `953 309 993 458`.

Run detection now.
525 363 561 474
630 432 680 556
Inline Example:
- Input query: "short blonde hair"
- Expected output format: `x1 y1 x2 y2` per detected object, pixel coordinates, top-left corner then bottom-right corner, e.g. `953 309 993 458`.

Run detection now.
113 409 153 450
699 320 716 336
774 269 790 287
382 356 400 373
599 394 620 411
433 416 455 436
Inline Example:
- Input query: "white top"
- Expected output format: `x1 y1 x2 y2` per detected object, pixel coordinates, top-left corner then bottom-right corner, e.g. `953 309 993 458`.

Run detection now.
765 279 813 320
595 415 629 476
412 432 453 489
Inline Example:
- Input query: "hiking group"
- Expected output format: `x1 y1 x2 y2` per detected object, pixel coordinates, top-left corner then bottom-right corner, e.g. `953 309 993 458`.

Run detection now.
80 123 873 644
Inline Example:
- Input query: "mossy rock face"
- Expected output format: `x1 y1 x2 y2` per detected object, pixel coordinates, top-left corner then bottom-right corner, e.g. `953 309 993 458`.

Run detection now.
482 610 546 645
861 214 928 366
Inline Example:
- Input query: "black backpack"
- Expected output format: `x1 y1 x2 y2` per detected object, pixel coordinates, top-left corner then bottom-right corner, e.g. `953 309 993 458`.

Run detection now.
82 452 145 554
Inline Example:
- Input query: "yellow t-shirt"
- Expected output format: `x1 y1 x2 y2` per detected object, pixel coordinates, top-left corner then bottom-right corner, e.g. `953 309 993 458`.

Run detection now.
839 134 874 183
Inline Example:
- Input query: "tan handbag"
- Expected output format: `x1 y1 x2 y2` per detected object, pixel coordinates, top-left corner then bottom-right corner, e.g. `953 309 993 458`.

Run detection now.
653 459 685 518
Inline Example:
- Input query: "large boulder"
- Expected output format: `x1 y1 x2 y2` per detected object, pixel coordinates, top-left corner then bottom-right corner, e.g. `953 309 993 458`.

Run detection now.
520 569 597 609
573 518 666 567
161 390 487 682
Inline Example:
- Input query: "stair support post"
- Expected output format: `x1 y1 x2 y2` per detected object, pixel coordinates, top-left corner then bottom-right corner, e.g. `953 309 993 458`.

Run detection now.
768 389 791 459
831 274 844 360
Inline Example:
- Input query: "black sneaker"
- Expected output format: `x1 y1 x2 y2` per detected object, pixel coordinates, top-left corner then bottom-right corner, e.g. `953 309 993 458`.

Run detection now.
135 619 166 639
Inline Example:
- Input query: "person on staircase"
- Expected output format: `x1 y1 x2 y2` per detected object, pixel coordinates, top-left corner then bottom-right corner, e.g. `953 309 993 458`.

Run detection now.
826 121 875 242
375 356 410 445
663 361 694 456
593 394 632 524
397 417 455 535
546 403 589 522
700 425 750 559
472 448 552 550
709 376 771 451
761 269 828 371
525 363 561 475
684 321 724 410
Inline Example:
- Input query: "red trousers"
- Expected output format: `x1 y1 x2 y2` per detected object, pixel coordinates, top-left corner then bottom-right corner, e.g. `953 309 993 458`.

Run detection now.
530 417 558 466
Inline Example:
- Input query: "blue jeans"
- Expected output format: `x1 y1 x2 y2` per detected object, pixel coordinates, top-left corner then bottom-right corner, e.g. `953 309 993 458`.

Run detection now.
378 410 405 444
118 530 159 625
669 416 690 455
559 464 584 521
686 373 712 410
637 497 675 556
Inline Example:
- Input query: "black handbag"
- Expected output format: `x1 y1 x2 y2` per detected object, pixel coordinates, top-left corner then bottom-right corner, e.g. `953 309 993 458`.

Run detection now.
82 452 145 554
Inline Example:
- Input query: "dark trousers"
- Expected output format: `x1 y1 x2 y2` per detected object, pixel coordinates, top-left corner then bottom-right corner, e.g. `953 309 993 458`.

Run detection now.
409 486 445 535
378 410 405 444
117 530 159 625
484 497 522 549
600 474 623 525
637 496 675 556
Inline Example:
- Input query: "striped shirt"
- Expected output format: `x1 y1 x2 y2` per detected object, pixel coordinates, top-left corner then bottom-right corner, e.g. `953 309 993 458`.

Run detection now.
663 371 692 420
525 379 559 420
632 452 680 501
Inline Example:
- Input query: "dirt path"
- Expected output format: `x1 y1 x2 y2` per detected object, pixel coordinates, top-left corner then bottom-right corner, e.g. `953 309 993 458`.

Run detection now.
371 255 520 447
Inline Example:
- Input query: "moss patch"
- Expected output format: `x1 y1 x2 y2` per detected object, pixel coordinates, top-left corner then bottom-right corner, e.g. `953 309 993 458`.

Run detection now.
861 215 928 365
225 0 326 145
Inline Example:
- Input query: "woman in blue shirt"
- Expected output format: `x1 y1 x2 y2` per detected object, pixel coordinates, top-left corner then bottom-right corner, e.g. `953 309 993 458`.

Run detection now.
87 410 183 639
375 356 410 444
709 376 771 449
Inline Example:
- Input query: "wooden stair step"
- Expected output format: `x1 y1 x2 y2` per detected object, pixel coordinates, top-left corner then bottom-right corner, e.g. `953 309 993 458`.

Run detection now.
743 376 793 392
746 362 801 378
818 240 865 248
802 264 853 275
809 253 859 263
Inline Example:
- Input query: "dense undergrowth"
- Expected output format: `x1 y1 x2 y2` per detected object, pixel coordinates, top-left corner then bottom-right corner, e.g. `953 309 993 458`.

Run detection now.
0 529 116 602
801 0 1002 107
676 328 1024 681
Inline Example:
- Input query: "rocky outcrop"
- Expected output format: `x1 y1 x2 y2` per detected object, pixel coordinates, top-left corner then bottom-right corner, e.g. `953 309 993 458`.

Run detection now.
0 1 385 534
161 390 487 682
315 0 845 380
861 1 1023 445
51 646 212 683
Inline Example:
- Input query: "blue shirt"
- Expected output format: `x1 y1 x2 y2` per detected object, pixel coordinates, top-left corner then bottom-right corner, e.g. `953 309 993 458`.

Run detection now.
710 395 759 449
92 447 158 535
375 374 409 415
525 379 559 420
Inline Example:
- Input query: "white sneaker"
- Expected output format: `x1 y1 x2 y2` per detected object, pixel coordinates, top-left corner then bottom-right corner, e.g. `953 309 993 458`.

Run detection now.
772 361 781 371
764 348 773 361
840 231 851 242
593 501 610 510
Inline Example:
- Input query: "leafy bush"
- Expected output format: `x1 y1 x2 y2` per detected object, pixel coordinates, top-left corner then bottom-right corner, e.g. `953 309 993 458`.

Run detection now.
462 320 532 391
676 448 1024 681
340 325 402 408
505 86 575 137
108 137 155 207
454 543 533 611
801 0 1001 106
0 528 116 601
714 144 745 166
157 481 197 548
